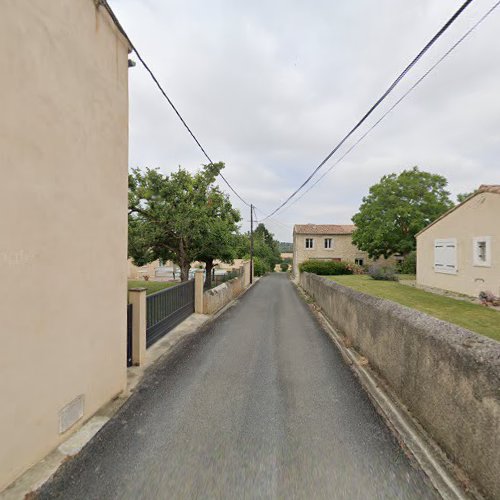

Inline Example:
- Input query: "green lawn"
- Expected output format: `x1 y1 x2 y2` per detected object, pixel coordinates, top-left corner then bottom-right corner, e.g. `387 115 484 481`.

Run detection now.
326 275 500 342
396 274 416 281
128 280 178 296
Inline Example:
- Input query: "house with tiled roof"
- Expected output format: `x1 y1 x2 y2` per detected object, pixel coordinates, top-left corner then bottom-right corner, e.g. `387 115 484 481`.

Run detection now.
292 224 375 276
416 184 500 297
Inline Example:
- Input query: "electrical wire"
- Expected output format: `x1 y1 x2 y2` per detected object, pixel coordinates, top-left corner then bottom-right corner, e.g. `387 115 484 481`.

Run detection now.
254 208 292 229
99 0 251 207
262 0 475 220
278 0 500 215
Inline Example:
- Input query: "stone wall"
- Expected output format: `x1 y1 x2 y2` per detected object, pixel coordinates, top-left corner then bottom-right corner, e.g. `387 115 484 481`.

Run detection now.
203 261 251 315
300 272 500 499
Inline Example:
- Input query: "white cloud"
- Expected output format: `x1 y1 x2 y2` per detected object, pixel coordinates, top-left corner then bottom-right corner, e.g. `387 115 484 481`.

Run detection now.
111 0 500 241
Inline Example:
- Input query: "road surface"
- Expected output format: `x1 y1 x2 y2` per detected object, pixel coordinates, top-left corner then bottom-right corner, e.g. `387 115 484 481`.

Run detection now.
38 273 437 499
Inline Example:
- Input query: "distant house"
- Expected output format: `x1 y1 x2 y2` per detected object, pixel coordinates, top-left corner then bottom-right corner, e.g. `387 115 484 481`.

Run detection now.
128 259 162 280
128 258 247 281
416 185 500 297
292 224 372 276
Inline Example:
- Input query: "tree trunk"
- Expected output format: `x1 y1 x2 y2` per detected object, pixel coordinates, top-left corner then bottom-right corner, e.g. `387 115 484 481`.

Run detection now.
179 261 190 282
204 258 214 288
178 239 190 282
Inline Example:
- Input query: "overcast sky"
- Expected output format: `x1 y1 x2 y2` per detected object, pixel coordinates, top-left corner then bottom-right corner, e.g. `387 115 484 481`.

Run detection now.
111 0 499 242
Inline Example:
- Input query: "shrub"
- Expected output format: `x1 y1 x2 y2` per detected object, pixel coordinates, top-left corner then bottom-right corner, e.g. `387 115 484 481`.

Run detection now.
398 251 416 274
368 264 397 281
299 260 353 276
280 262 289 272
346 263 365 275
253 256 268 277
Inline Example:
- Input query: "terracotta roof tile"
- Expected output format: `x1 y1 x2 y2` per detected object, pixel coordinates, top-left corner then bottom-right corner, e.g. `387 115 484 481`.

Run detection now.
294 224 355 235
478 184 500 194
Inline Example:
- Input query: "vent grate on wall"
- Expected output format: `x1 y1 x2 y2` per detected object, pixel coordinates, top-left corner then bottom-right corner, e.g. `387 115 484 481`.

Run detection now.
59 394 85 434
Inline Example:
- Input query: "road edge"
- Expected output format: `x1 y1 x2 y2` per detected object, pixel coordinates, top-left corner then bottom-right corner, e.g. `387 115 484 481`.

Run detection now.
2 279 260 500
294 281 483 500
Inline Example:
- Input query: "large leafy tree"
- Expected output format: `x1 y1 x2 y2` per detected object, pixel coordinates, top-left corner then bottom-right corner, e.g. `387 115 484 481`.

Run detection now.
128 162 240 281
193 190 241 287
235 223 281 275
352 167 453 259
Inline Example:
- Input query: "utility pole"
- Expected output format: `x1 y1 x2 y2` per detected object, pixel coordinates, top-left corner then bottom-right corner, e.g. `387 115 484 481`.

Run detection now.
250 204 254 284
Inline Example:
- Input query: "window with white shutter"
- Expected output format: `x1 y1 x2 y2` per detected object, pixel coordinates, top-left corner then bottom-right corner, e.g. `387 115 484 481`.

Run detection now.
434 239 457 274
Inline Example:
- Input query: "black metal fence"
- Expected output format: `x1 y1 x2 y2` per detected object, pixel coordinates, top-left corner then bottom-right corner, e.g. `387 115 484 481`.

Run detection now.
146 280 195 347
126 303 133 367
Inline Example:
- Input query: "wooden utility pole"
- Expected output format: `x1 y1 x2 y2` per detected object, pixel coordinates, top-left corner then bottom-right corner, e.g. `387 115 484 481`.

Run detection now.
250 204 254 284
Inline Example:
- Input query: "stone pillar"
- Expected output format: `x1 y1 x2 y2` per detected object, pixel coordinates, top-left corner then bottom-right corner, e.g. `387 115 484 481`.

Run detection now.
129 288 146 366
194 269 205 314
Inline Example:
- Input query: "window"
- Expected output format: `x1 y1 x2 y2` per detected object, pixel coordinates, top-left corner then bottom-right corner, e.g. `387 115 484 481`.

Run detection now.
473 236 491 267
355 258 364 266
434 239 457 274
324 238 332 249
305 238 314 249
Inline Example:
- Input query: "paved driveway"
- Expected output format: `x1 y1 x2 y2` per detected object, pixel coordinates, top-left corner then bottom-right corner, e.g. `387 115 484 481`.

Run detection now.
38 273 437 499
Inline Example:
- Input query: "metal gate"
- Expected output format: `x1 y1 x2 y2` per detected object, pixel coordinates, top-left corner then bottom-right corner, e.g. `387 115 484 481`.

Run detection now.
146 280 195 347
126 303 133 367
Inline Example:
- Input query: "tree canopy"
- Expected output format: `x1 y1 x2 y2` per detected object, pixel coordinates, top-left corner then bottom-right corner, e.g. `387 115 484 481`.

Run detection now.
278 242 293 253
128 162 241 281
235 223 281 276
456 191 476 203
351 167 453 259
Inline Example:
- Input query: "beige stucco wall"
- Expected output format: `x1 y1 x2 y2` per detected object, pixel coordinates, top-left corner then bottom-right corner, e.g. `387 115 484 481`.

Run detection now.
0 1 129 491
417 192 500 297
128 259 161 280
293 233 373 275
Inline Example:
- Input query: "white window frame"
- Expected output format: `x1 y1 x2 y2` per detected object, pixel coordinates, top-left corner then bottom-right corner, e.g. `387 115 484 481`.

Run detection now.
324 238 333 249
472 236 491 267
434 238 457 275
355 258 364 266
305 238 314 249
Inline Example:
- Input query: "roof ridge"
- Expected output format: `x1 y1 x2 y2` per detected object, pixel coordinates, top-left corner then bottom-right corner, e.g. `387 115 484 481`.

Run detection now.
294 223 356 235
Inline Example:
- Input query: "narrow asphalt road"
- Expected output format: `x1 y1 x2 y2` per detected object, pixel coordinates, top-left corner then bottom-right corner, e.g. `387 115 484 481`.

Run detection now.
38 274 437 499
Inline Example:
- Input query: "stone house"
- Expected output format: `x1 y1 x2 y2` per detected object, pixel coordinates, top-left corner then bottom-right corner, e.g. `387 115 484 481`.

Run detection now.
292 224 373 276
0 0 130 491
416 185 500 297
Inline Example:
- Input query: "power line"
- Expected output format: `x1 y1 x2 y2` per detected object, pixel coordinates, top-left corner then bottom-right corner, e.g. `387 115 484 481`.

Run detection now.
262 0 475 220
254 208 292 229
99 0 251 207
279 0 500 214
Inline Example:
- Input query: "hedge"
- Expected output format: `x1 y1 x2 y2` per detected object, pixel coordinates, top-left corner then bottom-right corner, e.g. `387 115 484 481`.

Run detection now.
299 260 353 275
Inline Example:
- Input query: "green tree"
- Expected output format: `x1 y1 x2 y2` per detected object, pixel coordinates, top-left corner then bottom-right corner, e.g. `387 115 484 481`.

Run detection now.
193 190 241 287
352 167 453 259
128 162 240 281
456 191 475 203
235 223 281 275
